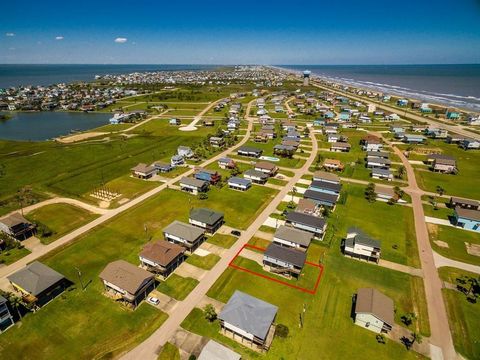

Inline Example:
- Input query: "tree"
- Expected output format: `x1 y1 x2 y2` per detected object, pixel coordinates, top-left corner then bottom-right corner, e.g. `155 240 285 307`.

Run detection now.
198 192 208 200
365 183 376 203
287 201 296 209
322 206 331 218
315 153 324 170
436 185 445 196
203 304 217 322
275 324 289 338
9 294 24 320
230 165 241 177
401 312 417 327
397 165 406 180
291 187 297 202
15 186 33 216
393 186 404 199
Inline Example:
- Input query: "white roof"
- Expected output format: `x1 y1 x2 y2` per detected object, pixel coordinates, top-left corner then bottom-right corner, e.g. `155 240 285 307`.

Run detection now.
198 340 241 360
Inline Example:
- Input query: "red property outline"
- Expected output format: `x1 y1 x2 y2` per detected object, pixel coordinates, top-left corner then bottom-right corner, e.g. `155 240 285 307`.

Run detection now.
228 244 324 295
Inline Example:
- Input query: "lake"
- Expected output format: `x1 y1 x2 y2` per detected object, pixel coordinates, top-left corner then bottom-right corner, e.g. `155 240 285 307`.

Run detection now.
0 112 111 141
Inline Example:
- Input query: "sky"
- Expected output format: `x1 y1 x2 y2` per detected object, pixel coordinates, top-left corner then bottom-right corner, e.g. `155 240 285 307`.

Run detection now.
1 0 480 65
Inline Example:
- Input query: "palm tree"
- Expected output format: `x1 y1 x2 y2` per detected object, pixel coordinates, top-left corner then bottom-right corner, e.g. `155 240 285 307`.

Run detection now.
436 185 445 196
9 294 23 320
397 165 406 180
291 187 297 202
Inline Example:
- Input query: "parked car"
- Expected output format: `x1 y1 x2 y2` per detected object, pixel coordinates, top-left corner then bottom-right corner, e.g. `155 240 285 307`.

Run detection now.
231 230 241 237
147 296 160 305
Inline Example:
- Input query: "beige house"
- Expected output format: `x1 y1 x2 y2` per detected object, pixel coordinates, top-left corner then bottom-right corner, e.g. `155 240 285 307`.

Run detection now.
354 288 394 334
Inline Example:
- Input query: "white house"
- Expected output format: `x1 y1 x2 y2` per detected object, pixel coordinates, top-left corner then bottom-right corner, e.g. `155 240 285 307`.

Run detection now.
344 228 381 263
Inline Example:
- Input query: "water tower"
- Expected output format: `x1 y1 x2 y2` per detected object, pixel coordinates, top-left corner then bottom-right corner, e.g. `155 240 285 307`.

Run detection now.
303 70 311 86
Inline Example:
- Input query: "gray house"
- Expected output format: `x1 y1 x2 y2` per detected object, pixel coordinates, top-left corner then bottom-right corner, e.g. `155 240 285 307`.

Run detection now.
219 290 278 350
163 220 205 252
189 208 224 234
343 228 381 263
285 212 327 238
244 169 269 184
0 295 14 333
273 225 313 251
179 177 209 195
263 243 307 278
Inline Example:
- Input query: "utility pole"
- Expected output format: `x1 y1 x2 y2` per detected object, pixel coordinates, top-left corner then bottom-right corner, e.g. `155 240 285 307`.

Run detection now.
75 267 85 291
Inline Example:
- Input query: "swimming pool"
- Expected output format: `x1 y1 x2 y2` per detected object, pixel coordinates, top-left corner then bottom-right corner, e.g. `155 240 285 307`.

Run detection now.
259 156 280 162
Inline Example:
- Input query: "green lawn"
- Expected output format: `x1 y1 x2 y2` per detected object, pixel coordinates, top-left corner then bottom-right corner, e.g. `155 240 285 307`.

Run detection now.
102 174 159 207
185 253 220 270
422 203 454 219
206 234 238 248
158 342 181 360
182 240 428 359
26 203 99 244
443 289 480 359
428 224 480 266
0 246 31 265
157 274 199 300
437 266 480 284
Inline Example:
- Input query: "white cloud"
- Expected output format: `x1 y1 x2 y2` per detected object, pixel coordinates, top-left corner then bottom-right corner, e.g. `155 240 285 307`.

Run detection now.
5 32 15 37
114 37 127 43
55 36 64 40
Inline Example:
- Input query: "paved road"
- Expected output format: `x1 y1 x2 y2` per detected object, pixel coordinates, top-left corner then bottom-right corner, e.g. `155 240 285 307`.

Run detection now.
311 82 480 141
433 251 480 275
179 99 223 131
0 99 258 283
389 140 457 360
121 114 319 360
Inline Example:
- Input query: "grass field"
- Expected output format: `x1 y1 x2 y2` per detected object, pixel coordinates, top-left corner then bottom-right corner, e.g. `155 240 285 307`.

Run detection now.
428 224 480 265
26 203 99 244
180 239 428 359
185 253 220 270
206 234 238 248
443 289 480 359
0 246 31 265
158 342 181 360
437 266 480 284
157 274 199 300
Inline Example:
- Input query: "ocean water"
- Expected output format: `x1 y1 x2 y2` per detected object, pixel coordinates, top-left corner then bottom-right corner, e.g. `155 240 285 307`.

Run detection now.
0 112 111 141
0 64 218 88
281 64 480 112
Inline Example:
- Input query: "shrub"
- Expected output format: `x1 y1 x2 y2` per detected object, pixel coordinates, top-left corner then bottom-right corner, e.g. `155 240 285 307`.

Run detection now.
276 324 289 338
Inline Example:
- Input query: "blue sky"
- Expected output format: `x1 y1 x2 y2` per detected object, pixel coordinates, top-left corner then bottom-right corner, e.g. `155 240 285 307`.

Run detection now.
1 0 480 64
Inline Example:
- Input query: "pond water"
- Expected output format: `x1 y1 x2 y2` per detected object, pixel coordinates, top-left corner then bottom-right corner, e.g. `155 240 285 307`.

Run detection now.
0 112 111 141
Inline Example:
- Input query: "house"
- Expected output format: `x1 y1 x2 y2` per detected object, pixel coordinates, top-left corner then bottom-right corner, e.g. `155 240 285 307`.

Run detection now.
323 159 344 171
296 198 318 215
285 211 327 238
361 135 383 152
198 340 241 360
163 220 205 251
446 111 460 120
218 157 236 169
218 290 278 350
274 144 296 156
7 261 67 308
273 225 313 251
194 168 221 184
244 169 269 184
237 146 263 158
366 157 391 169
178 146 194 158
313 171 340 184
446 135 466 144
366 151 389 159
179 177 209 195
402 134 426 144
189 208 224 234
327 133 340 143
139 240 185 278
330 142 351 152
454 207 480 232
467 114 480 125
432 158 457 174
397 99 408 106
228 177 252 191
425 127 448 139
281 139 300 149
99 260 155 308
0 295 14 333
343 228 381 263
354 288 394 334
169 118 181 126
426 153 455 164
375 184 402 203
154 162 173 173
450 197 479 210
309 180 342 196
371 168 393 181
459 138 480 150
210 137 225 148
303 190 338 208
171 155 185 167
131 163 157 179
0 213 36 240
263 243 307 278
254 161 278 176
420 103 432 113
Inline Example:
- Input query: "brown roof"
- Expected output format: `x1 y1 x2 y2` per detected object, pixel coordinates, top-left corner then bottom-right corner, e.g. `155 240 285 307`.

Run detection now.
324 159 343 166
451 197 479 207
255 161 277 171
374 184 396 198
297 198 317 213
313 171 340 183
455 207 480 221
356 288 394 326
140 241 185 266
363 135 381 143
0 212 30 227
131 163 155 173
99 260 154 294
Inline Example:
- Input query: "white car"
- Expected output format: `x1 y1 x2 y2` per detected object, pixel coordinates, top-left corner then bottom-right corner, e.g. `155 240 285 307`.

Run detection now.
147 296 160 305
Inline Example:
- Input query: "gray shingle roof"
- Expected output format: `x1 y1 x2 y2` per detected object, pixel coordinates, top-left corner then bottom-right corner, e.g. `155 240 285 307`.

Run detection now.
189 208 224 225
264 243 307 268
274 225 313 247
304 190 338 204
310 180 342 192
228 177 251 186
219 290 278 340
7 261 65 296
244 169 269 179
163 220 204 242
347 228 381 249
286 212 326 229
180 177 209 188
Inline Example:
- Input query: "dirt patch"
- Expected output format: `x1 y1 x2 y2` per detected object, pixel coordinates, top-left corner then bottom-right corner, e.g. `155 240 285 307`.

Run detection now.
465 242 480 257
427 223 439 237
57 132 108 143
412 147 442 155
434 240 449 248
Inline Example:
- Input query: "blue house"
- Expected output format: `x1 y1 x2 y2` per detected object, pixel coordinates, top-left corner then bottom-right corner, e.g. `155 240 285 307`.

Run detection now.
454 207 480 232
314 119 325 126
194 168 221 184
446 111 460 120
403 134 426 144
339 113 351 121
324 111 335 119
397 99 408 106
303 190 338 208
